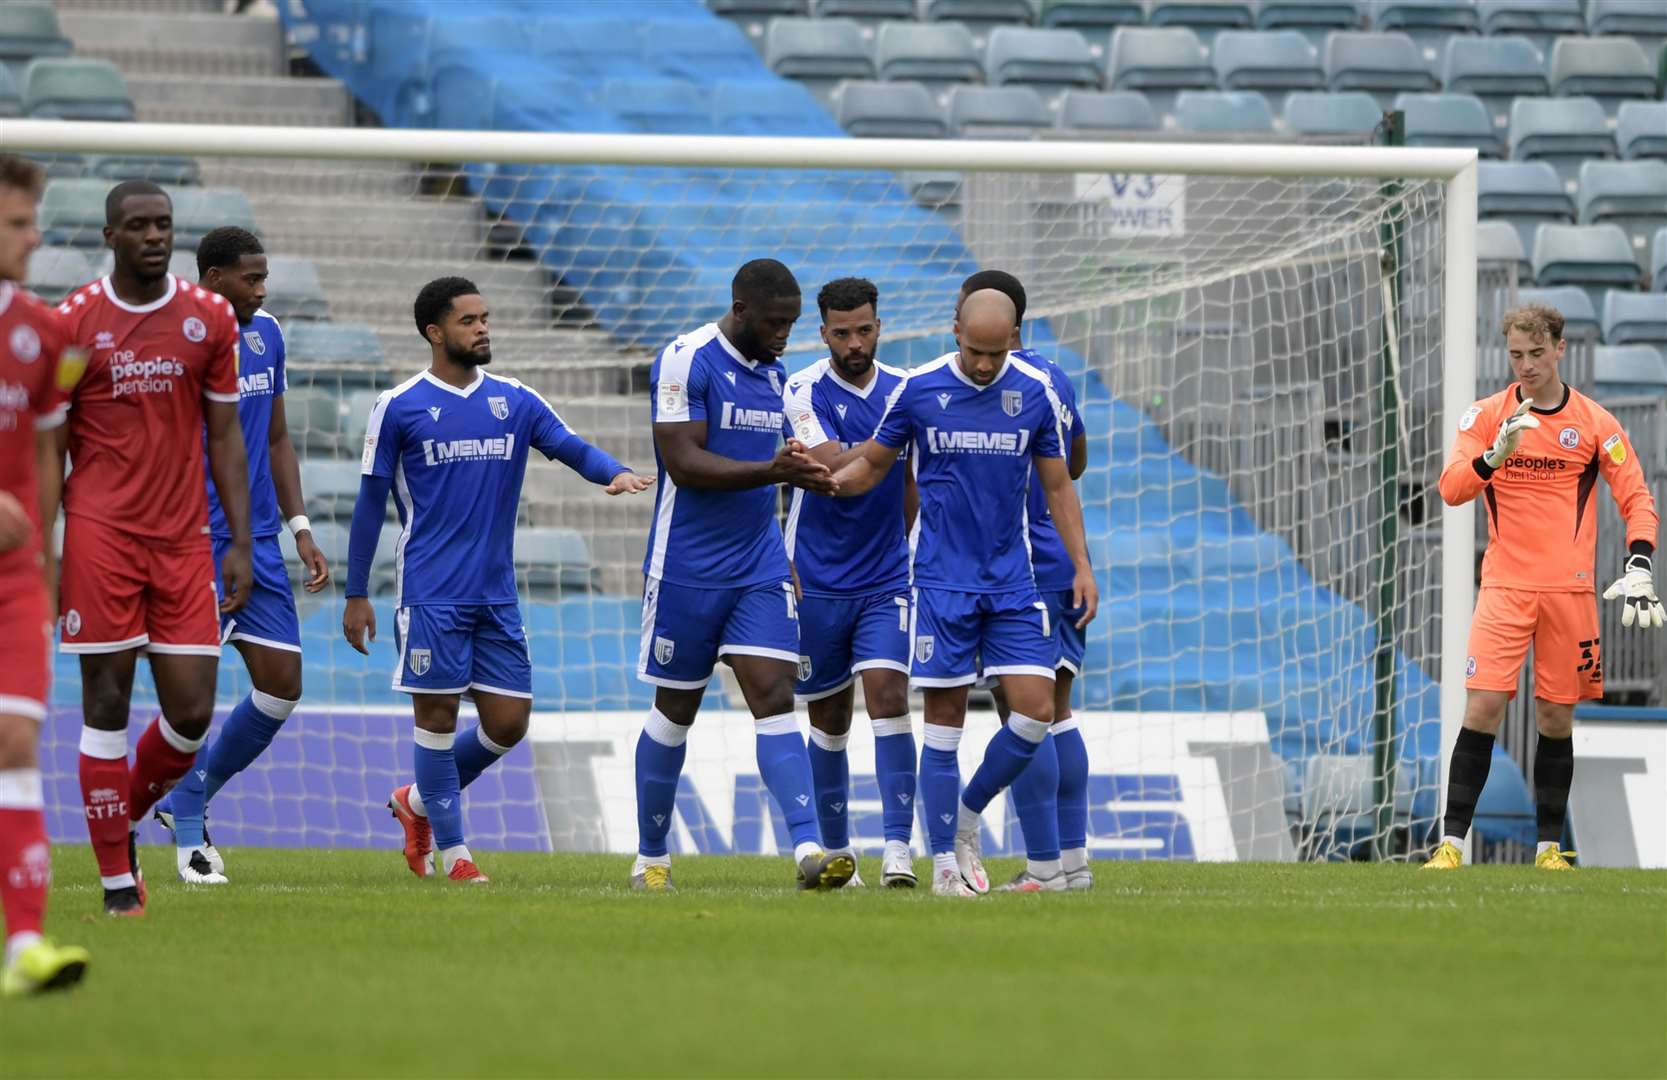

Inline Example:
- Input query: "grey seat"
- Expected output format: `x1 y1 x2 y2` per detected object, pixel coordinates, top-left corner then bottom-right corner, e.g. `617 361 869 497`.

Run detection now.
368 520 408 597
0 64 18 118
1441 36 1547 132
918 0 1038 42
1603 291 1667 350
1548 37 1655 112
765 17 875 86
1395 92 1501 157
1656 228 1667 292
811 0 915 19
1594 344 1667 395
1477 220 1530 282
1478 160 1574 253
22 246 91 302
1509 97 1615 193
1040 0 1144 59
1054 89 1158 131
22 58 134 121
1282 90 1381 135
1106 26 1214 117
1476 0 1582 42
284 320 386 366
1254 0 1362 45
172 187 259 251
947 84 1051 133
516 527 599 595
1296 754 1414 861
708 0 808 11
1174 89 1274 132
298 459 371 523
1516 286 1599 339
287 386 353 457
1212 30 1323 93
836 79 949 137
1532 223 1645 308
263 255 330 323
985 26 1101 90
1322 31 1436 108
1148 0 1255 40
1617 103 1667 162
1586 0 1667 39
1370 0 1479 65
0 2 71 69
1577 160 1667 270
37 179 108 249
875 21 983 88
83 154 201 187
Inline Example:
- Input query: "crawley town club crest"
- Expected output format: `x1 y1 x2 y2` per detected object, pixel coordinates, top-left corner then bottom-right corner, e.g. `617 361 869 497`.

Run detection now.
489 396 509 420
1002 390 1023 417
183 316 207 343
408 649 431 677
243 330 265 357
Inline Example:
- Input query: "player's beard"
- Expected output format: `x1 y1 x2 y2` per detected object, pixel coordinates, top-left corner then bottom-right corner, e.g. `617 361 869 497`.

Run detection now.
832 349 872 381
446 340 491 368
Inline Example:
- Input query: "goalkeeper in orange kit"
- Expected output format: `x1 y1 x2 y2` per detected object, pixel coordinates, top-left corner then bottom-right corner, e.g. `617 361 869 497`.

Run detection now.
1426 303 1661 871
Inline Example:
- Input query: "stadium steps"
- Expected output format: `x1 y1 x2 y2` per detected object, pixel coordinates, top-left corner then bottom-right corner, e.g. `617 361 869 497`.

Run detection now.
125 73 351 127
54 0 222 11
196 158 420 200
249 195 486 261
307 258 559 329
56 11 284 78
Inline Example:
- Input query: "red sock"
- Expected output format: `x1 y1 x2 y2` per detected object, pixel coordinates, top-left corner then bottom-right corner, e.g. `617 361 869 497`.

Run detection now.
78 752 133 881
128 715 200 823
0 806 50 944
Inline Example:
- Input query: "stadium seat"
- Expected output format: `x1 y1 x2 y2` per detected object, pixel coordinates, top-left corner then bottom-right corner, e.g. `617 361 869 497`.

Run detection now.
1548 37 1656 114
711 79 829 136
917 0 1038 44
1440 36 1548 132
947 84 1051 134
21 58 135 121
1296 754 1413 861
1173 90 1274 132
1656 228 1667 292
82 154 201 187
171 188 259 251
288 387 353 457
1508 97 1616 192
0 2 71 70
1370 0 1478 65
1210 30 1321 116
836 79 948 137
810 0 915 22
37 179 108 249
1594 343 1667 396
299 459 369 523
1281 90 1381 136
874 21 984 89
1475 0 1581 57
1322 31 1436 112
1253 0 1361 45
647 17 764 84
262 255 330 323
1603 291 1667 355
515 527 599 595
1577 161 1667 271
1105 26 1214 117
341 389 379 459
1586 0 1667 41
368 521 407 597
283 320 385 368
1616 103 1667 162
1516 286 1599 338
984 27 1101 91
0 65 20 118
1054 89 1159 132
1147 0 1254 42
1395 93 1501 157
708 0 808 12
1532 223 1645 309
1039 1 1144 60
764 17 875 101
22 245 91 302
1478 160 1574 254
602 78 712 135
1476 220 1530 282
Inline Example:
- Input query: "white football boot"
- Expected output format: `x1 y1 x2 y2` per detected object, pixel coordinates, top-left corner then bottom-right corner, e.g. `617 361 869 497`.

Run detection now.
953 827 990 895
880 841 917 888
176 846 228 885
931 865 977 897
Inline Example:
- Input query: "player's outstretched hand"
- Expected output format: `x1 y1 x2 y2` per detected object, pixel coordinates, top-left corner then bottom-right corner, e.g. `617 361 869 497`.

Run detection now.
771 439 835 495
219 542 253 614
0 491 30 554
1483 397 1540 469
1071 567 1099 629
296 530 331 594
604 471 656 496
1603 554 1666 630
343 596 377 655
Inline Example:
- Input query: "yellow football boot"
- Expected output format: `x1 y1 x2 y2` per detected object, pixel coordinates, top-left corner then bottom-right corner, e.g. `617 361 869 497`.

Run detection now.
1421 840 1463 870
1535 846 1576 870
2 939 90 998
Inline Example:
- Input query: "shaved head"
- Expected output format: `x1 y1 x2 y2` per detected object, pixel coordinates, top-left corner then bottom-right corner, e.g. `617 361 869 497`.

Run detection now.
953 288 1017 385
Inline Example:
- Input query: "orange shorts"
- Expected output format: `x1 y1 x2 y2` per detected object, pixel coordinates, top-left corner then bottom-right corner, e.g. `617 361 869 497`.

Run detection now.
1465 586 1602 704
58 516 221 657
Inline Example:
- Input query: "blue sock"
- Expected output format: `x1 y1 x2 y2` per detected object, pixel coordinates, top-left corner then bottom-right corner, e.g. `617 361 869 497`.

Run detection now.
1054 721 1090 851
961 714 1046 815
872 717 917 845
919 724 962 855
635 709 688 858
754 713 819 851
807 728 850 851
455 725 511 791
1009 731 1061 862
169 690 294 848
413 730 463 851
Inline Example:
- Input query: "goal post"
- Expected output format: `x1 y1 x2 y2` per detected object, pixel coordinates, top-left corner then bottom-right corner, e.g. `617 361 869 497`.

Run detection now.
2 117 1477 862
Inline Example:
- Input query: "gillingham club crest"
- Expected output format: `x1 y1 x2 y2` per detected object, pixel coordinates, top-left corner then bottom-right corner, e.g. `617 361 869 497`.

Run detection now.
655 636 675 665
408 649 431 677
1002 390 1022 417
915 635 934 663
489 395 509 420
243 330 266 356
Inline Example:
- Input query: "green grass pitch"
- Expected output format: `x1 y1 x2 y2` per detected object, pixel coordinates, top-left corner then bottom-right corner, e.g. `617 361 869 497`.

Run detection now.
3 846 1663 1078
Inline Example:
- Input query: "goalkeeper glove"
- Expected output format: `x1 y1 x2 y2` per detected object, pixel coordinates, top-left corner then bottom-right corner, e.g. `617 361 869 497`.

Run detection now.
1482 397 1540 470
1602 554 1666 630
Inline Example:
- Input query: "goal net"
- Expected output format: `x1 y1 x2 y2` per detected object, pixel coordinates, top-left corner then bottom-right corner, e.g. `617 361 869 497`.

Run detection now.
11 121 1477 863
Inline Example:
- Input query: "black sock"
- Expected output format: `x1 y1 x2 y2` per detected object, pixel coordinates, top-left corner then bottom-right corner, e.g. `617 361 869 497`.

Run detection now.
1442 727 1495 840
1534 734 1574 845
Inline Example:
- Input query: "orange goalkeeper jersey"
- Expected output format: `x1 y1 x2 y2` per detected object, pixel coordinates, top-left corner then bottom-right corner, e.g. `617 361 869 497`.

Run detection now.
1440 383 1658 592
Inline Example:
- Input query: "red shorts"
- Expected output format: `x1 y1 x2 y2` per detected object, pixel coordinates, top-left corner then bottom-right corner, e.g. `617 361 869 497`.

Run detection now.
0 578 52 721
58 515 221 657
1465 586 1603 705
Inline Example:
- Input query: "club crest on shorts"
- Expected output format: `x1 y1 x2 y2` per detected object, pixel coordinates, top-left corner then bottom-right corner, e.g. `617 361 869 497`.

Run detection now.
242 330 265 357
489 396 509 420
1002 390 1022 417
1465 655 1476 678
798 655 813 681
654 636 675 665
1559 427 1579 449
63 609 81 636
408 648 431 677
915 635 934 663
183 316 207 343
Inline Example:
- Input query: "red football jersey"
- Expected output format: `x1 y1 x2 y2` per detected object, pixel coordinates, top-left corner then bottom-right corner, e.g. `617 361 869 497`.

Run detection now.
0 280 78 583
57 274 240 545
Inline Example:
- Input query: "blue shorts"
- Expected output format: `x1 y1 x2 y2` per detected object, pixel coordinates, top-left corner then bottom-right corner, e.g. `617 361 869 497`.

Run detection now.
795 589 912 701
1042 587 1087 676
912 586 1054 688
393 603 531 699
637 576 798 689
215 534 301 653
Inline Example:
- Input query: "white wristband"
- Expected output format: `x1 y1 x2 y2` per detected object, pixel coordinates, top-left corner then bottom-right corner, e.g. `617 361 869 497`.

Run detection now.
287 515 312 536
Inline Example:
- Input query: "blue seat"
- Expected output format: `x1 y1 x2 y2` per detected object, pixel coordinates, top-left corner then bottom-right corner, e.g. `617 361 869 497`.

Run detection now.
1396 92 1500 156
1297 754 1414 861
1477 220 1530 282
1533 223 1645 309
711 79 828 136
1594 344 1667 396
263 255 330 323
1603 291 1667 351
1586 0 1667 40
836 79 948 137
1479 161 1574 254
1441 36 1547 132
601 77 711 135
985 26 1101 90
1212 30 1323 98
0 2 71 69
1471 747 1534 846
22 245 90 303
1054 89 1158 131
648 17 765 83
1515 286 1600 338
1322 31 1436 108
1174 89 1274 132
21 58 135 121
1509 97 1616 193
875 21 983 87
765 17 874 93
1282 90 1381 135
947 84 1051 133
1548 37 1656 113
1617 103 1667 162
1578 160 1667 270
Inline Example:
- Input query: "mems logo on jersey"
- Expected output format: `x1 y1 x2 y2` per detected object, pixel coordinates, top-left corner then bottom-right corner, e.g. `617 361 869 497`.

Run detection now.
924 426 1032 456
421 434 516 466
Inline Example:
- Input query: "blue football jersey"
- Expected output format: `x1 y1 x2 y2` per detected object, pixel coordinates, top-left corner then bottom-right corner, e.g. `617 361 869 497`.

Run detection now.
362 369 597 606
1013 347 1087 591
874 352 1065 593
205 308 285 540
781 357 909 597
644 323 791 588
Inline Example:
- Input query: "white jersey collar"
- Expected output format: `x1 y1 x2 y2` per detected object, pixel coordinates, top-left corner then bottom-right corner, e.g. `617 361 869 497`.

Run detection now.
100 273 179 314
422 367 486 398
946 351 1010 391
